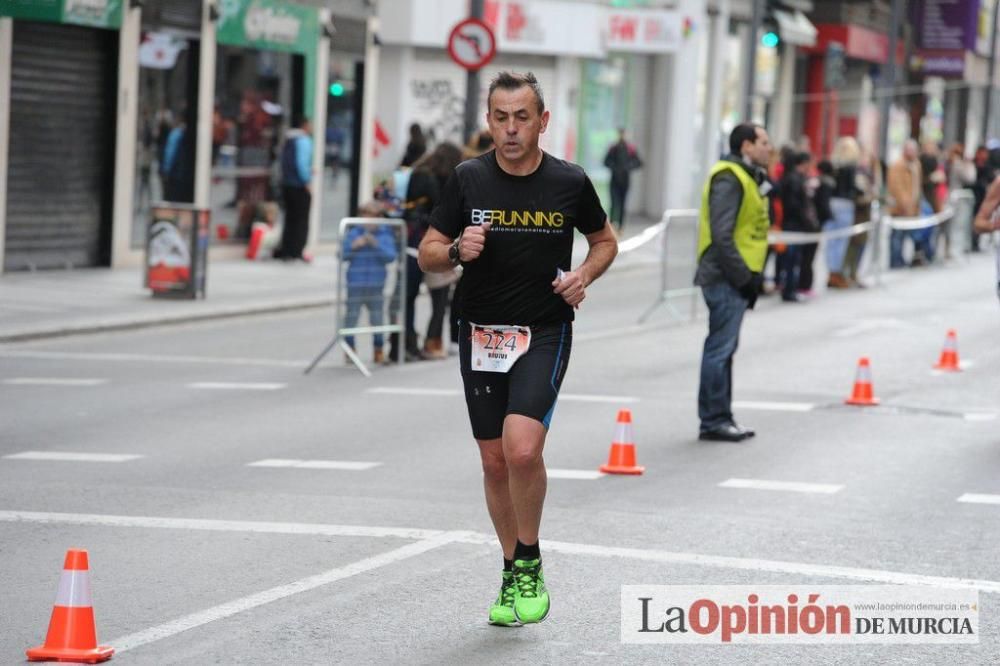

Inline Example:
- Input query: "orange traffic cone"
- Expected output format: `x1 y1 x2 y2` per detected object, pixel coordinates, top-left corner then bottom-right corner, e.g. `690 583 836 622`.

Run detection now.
27 549 114 663
845 357 880 406
600 409 645 475
933 329 961 372
245 222 268 260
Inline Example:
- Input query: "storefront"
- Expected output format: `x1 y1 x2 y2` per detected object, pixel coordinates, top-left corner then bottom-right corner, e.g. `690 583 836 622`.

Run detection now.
801 22 904 159
909 0 1000 152
375 0 705 216
131 0 203 249
209 1 322 246
0 1 125 271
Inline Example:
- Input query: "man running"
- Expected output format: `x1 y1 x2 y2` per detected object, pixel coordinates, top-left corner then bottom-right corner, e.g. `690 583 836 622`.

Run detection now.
418 71 617 626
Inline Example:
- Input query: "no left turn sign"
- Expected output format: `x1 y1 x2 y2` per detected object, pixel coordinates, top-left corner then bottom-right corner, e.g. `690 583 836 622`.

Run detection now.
447 18 497 71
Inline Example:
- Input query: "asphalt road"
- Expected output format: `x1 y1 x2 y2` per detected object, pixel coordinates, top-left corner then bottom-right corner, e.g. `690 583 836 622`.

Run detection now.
1 248 998 664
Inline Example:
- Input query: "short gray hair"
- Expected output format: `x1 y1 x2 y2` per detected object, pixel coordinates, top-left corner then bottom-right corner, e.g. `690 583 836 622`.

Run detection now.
487 71 545 114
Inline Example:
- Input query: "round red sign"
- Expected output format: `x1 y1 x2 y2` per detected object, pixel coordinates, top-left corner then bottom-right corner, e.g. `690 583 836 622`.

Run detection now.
447 18 497 71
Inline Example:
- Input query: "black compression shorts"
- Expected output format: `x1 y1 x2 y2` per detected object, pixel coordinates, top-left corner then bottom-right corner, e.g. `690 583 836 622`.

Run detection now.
459 320 572 440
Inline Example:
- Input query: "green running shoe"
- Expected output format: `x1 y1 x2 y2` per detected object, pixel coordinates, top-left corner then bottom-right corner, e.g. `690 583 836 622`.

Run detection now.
512 558 549 624
489 571 518 626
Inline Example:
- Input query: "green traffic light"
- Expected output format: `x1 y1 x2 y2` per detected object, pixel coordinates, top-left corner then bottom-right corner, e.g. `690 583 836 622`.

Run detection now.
329 82 345 96
761 31 779 48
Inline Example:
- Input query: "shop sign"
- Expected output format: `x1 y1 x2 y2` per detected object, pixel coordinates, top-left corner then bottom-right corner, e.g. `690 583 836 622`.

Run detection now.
216 0 319 55
604 9 683 53
978 0 998 56
146 205 209 299
0 0 122 29
482 0 605 58
911 49 967 78
139 32 187 70
913 0 978 51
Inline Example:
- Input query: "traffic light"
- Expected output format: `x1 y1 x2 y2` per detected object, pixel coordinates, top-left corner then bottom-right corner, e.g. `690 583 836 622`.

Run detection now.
329 81 345 97
761 30 779 48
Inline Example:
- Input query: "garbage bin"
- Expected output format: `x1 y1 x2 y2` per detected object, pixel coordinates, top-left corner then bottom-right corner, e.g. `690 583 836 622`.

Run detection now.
145 203 209 299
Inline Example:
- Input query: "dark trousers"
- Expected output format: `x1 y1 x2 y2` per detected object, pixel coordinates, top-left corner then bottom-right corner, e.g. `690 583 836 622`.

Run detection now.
609 181 629 230
779 245 801 300
797 242 818 290
426 286 450 340
388 255 423 360
698 282 748 431
276 185 311 259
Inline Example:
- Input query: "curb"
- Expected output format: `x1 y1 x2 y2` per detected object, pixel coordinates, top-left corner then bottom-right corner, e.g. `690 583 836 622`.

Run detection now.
0 297 334 343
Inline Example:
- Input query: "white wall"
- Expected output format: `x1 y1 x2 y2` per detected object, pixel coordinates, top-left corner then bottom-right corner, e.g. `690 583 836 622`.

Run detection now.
372 45 558 179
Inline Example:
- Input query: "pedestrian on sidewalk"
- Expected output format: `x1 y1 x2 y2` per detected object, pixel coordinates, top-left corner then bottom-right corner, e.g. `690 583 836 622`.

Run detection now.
694 123 772 442
405 142 464 360
887 139 923 269
603 127 642 232
777 151 813 302
418 71 617 627
274 115 313 262
826 137 861 288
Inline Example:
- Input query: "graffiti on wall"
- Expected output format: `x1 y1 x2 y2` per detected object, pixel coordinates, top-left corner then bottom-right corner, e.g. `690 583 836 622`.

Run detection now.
410 78 466 144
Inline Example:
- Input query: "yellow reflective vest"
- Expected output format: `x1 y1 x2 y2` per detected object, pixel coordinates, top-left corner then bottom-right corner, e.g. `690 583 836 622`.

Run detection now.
697 161 769 272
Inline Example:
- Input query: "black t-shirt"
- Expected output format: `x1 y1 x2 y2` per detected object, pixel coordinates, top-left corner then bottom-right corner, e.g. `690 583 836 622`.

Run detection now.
430 150 607 325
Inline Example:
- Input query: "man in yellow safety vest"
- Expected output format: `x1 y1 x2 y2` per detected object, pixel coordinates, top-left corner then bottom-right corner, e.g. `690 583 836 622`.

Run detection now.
694 123 772 442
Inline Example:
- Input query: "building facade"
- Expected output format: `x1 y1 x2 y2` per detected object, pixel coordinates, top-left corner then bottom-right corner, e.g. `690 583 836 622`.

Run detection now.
0 0 375 272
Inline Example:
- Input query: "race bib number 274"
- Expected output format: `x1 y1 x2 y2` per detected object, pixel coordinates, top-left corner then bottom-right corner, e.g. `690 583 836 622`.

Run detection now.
471 324 531 373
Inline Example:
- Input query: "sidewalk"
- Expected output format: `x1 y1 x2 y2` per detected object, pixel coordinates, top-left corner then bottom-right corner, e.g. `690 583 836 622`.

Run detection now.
0 257 337 342
0 216 662 343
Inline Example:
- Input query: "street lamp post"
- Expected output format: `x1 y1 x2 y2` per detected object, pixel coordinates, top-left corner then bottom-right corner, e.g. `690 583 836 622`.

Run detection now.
742 0 763 121
463 0 485 144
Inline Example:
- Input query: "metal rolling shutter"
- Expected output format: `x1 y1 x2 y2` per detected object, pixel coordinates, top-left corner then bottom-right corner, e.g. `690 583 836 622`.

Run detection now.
5 21 116 271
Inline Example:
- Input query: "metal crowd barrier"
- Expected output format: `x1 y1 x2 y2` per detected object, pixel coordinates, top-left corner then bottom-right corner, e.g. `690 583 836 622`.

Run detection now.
636 209 700 324
639 190 976 324
305 217 407 376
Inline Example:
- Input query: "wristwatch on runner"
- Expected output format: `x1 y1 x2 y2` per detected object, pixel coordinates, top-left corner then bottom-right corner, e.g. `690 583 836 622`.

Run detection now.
448 239 461 265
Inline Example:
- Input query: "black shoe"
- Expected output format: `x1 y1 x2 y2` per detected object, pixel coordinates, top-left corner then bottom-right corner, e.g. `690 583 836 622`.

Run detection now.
698 424 749 442
732 422 755 438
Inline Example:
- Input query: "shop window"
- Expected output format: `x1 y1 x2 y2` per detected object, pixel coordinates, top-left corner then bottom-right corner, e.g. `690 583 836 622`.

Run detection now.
133 31 194 248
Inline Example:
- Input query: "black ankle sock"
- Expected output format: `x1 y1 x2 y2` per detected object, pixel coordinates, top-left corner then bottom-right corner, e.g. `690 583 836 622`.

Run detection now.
503 558 513 572
513 539 540 562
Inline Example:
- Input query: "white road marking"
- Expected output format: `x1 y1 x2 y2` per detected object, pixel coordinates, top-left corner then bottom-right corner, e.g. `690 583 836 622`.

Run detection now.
247 459 381 471
3 377 108 386
367 386 638 404
719 478 844 494
2 510 998 594
964 412 998 422
562 393 639 404
188 382 287 391
111 533 464 654
547 469 605 480
367 387 460 397
574 324 655 343
0 510 446 540
0 350 305 369
831 318 915 338
732 400 815 412
957 493 1000 505
3 451 142 463
539 540 1000 594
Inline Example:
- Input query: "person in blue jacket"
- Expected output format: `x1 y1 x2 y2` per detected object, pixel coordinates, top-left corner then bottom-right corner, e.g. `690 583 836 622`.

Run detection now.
275 115 314 260
342 203 398 364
